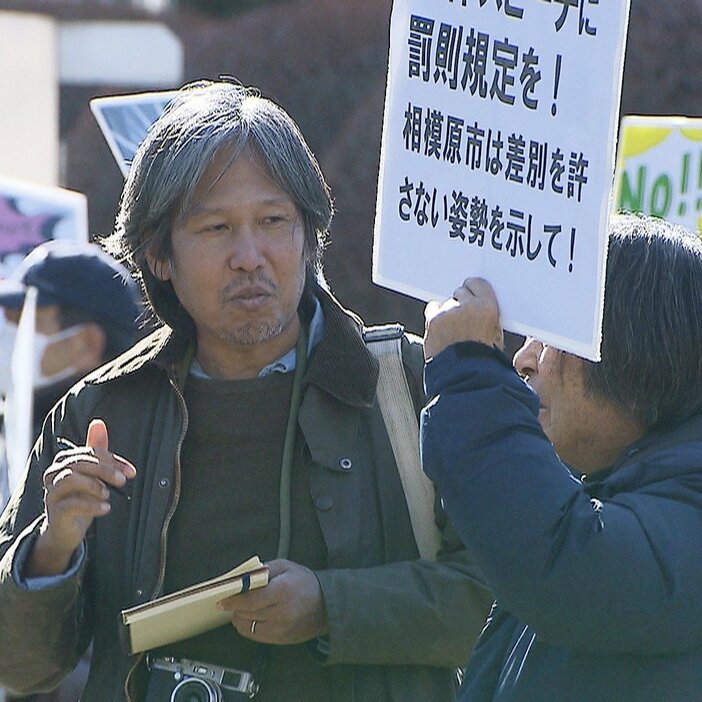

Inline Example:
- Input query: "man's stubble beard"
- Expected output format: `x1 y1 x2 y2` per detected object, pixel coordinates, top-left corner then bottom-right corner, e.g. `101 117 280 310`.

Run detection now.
216 264 307 347
220 317 286 346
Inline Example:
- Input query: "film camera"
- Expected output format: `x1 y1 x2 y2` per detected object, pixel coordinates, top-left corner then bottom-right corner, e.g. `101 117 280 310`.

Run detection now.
146 655 258 701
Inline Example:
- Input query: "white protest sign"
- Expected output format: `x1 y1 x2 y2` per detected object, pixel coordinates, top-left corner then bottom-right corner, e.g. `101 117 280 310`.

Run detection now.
615 116 702 235
90 90 177 177
374 0 631 360
0 178 88 279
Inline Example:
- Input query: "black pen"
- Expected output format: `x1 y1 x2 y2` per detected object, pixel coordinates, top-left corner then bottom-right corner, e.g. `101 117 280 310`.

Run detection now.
106 484 132 501
56 436 131 501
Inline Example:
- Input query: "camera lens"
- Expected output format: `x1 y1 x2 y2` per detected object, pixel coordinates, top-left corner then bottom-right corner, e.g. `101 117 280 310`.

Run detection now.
171 677 220 702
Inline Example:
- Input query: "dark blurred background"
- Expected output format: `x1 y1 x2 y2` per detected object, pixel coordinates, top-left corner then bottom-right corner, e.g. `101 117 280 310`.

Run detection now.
3 0 701 336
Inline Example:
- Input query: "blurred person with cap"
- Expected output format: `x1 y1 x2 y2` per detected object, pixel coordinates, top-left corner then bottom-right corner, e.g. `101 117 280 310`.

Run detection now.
0 239 141 702
0 239 141 512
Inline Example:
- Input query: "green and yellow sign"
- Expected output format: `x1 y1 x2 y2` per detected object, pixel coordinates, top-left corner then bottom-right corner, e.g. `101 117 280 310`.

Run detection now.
615 116 702 234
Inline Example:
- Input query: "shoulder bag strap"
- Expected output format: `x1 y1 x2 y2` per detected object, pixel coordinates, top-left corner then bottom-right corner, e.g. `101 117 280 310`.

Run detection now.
364 325 441 560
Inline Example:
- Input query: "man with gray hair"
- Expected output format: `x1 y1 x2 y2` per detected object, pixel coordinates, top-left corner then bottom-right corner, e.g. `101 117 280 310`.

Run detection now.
0 81 491 701
421 213 702 700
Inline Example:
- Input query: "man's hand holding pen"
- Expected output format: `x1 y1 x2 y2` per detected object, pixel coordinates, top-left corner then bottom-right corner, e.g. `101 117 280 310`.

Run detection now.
25 418 136 578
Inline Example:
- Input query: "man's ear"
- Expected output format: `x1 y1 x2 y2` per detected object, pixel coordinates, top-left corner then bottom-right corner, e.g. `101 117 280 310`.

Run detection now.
145 249 172 282
71 324 107 373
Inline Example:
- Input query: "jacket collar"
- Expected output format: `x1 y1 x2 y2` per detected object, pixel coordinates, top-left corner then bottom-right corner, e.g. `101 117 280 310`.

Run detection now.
304 283 379 408
85 325 177 385
588 410 702 487
89 281 380 409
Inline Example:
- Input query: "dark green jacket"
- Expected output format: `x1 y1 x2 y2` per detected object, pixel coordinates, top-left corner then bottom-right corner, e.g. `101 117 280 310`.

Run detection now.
0 287 492 701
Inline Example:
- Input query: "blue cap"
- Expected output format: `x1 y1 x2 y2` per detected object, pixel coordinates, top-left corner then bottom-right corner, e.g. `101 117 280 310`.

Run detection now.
0 240 141 331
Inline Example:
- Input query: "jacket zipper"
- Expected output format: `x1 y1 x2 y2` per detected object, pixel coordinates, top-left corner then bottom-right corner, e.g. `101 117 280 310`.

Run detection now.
123 374 190 702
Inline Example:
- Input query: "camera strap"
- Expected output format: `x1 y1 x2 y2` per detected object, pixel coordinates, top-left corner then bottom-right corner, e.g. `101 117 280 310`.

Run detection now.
276 324 307 559
250 324 308 695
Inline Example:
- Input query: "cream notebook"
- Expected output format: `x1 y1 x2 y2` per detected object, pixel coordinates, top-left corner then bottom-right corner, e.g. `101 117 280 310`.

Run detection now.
120 555 269 654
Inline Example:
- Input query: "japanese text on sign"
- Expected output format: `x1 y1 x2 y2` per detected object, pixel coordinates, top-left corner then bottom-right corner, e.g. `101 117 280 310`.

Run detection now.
373 0 631 359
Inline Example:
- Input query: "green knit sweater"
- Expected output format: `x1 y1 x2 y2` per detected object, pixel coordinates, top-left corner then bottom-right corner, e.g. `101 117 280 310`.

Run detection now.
159 370 332 701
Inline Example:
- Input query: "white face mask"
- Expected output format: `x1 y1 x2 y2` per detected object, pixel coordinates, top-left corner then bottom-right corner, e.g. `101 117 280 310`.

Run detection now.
32 325 86 390
0 320 85 394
